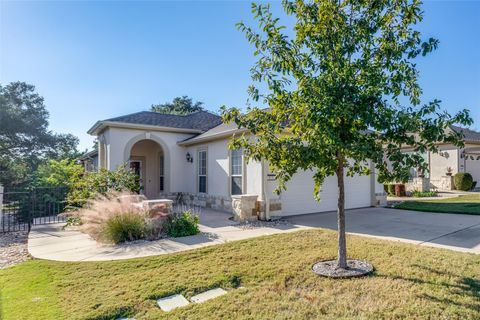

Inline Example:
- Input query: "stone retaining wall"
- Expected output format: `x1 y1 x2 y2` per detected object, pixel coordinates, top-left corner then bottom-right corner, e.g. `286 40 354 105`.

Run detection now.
164 192 233 212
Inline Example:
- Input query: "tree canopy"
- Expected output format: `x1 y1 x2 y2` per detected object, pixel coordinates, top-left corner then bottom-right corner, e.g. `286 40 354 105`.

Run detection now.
150 96 204 115
222 0 472 270
0 82 79 188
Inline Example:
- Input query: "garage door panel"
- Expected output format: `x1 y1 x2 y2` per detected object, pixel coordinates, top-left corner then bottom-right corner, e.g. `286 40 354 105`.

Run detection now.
280 170 371 216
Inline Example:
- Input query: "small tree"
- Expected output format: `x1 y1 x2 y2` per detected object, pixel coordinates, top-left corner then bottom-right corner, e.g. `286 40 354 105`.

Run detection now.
223 0 472 271
151 96 204 115
67 166 140 207
34 159 84 189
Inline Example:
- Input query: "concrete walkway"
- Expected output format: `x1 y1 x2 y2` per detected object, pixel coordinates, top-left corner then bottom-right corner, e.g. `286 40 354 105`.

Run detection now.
28 209 307 262
28 207 480 262
286 207 480 254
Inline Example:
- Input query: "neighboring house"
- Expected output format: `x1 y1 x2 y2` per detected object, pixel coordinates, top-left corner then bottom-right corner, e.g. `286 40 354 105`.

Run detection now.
78 150 99 172
404 125 480 190
87 111 385 219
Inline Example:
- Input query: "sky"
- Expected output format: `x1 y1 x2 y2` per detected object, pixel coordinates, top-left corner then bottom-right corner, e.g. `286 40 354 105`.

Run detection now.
1 0 479 151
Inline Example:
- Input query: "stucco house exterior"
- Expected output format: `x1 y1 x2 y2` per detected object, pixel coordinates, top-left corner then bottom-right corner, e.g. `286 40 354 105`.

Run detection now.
87 110 385 220
404 126 480 191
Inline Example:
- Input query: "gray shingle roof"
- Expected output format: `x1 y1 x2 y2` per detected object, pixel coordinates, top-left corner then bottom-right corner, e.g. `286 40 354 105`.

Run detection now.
451 125 480 142
104 111 222 132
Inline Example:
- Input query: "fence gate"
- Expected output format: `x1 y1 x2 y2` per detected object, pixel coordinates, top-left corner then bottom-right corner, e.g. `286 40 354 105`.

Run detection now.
0 187 68 233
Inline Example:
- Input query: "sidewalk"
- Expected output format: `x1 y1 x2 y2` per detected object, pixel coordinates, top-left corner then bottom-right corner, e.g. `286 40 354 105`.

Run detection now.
28 209 308 261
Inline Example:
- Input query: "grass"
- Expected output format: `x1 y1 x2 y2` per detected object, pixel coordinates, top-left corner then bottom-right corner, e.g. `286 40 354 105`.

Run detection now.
395 194 480 215
1 229 479 320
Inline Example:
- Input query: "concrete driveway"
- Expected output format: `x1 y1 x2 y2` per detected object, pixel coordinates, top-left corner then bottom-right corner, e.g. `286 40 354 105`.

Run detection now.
286 207 480 254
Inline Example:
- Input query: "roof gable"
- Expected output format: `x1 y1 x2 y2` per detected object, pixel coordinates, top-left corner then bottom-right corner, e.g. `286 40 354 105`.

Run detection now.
88 111 223 135
105 111 222 132
451 125 480 143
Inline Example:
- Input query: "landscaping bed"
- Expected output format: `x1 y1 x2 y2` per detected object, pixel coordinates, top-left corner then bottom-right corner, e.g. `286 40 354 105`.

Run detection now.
394 194 480 215
1 229 478 320
0 231 29 269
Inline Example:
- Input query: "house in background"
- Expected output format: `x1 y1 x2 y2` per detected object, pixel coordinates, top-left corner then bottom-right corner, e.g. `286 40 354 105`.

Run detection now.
405 126 480 191
78 149 99 172
87 111 385 220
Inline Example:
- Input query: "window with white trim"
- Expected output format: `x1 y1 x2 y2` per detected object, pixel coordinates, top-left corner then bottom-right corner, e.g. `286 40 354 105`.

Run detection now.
198 149 207 193
231 148 243 195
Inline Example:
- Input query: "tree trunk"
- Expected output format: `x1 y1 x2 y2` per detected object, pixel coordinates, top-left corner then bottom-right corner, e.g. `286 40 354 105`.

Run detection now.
336 151 347 269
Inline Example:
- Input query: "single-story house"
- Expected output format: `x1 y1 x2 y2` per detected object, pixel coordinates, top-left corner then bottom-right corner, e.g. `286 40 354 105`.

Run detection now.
87 111 385 219
78 149 99 172
404 125 480 190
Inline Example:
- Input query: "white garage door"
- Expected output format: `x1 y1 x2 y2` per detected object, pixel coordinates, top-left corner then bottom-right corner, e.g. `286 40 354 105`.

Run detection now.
280 170 372 216
465 157 480 185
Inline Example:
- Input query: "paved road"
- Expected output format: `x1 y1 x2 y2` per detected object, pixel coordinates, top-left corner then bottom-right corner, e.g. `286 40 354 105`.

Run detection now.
286 207 480 254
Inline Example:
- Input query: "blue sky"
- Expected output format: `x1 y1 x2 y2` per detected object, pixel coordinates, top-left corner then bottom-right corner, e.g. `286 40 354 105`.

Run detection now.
1 1 479 151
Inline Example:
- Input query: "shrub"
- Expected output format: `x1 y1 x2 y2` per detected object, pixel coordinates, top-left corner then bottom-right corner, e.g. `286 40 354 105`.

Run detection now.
411 191 438 197
472 181 477 190
454 173 473 191
75 191 165 244
65 215 83 227
166 210 200 237
103 211 147 243
67 165 140 207
386 184 395 196
34 159 83 189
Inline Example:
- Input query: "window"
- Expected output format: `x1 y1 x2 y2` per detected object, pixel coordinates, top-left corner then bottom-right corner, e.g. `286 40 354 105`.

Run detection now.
198 150 207 193
231 148 243 195
159 155 164 192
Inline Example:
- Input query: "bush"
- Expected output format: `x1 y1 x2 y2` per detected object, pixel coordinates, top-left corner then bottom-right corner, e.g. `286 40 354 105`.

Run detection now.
103 211 147 243
386 184 395 196
34 159 83 189
74 191 165 244
411 191 438 197
166 210 200 237
472 181 477 190
67 165 140 207
454 173 473 191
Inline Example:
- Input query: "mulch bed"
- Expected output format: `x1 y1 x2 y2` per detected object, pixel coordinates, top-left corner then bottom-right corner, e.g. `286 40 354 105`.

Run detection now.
0 231 30 269
312 259 374 278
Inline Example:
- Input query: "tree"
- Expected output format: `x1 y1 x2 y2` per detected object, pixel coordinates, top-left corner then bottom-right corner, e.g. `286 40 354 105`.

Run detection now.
0 82 79 188
222 0 472 271
34 159 84 189
150 96 204 115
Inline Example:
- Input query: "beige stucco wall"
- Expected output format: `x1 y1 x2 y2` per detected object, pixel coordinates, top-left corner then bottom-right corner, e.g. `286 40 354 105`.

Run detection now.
428 146 459 183
98 127 195 194
98 127 264 201
182 138 263 198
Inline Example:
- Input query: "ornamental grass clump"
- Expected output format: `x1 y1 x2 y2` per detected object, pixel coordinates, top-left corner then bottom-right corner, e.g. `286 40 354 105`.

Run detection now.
75 191 164 244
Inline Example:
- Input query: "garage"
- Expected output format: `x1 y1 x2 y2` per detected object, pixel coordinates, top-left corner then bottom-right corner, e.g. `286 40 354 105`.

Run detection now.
279 169 373 216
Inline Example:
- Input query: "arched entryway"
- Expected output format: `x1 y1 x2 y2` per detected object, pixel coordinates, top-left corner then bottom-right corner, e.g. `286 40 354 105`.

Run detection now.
127 139 166 199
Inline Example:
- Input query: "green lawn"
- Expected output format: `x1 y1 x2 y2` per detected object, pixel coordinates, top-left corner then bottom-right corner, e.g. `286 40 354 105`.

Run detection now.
394 194 480 215
1 230 479 320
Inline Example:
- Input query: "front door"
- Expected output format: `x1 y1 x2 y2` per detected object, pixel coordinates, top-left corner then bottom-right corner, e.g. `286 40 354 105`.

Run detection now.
129 160 143 193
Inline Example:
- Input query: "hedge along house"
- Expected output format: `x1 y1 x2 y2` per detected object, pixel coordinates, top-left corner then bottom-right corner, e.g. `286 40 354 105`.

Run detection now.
402 126 480 191
88 111 385 220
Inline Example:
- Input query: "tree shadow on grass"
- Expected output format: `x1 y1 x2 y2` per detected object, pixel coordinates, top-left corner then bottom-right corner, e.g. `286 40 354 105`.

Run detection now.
379 263 480 313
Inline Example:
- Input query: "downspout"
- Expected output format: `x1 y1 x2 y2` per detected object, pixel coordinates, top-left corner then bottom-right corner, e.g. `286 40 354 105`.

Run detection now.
260 159 270 220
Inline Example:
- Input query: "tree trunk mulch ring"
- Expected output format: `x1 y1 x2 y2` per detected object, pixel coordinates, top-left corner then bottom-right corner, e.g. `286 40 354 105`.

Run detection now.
312 259 374 278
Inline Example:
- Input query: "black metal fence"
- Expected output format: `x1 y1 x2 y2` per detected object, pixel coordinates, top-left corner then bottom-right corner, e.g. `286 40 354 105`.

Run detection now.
0 187 68 233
